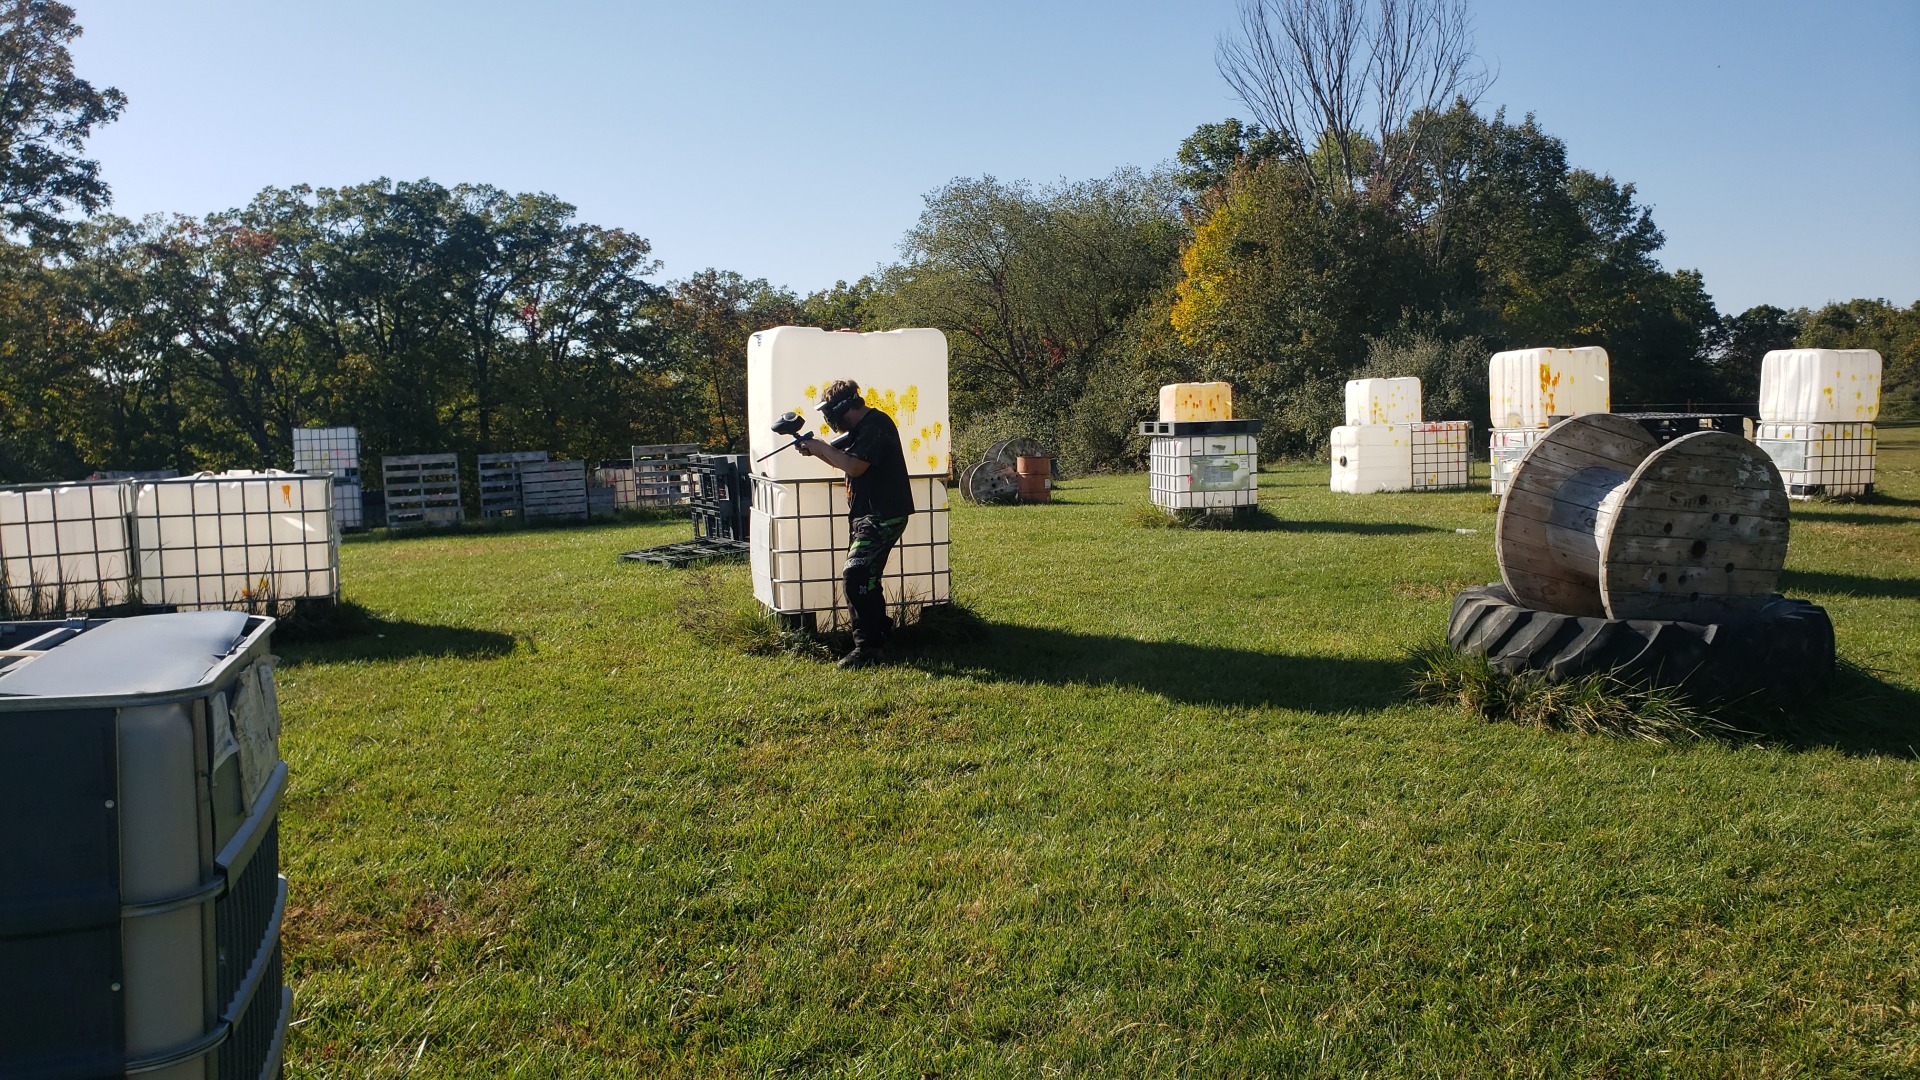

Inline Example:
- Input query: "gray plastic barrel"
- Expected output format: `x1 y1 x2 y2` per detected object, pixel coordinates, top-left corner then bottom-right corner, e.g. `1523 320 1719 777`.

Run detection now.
0 612 290 1080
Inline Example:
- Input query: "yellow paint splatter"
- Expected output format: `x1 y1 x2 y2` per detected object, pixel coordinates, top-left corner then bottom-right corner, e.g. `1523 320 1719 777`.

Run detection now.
931 421 943 438
927 455 939 469
804 384 818 399
900 385 919 414
910 438 921 452
920 427 930 439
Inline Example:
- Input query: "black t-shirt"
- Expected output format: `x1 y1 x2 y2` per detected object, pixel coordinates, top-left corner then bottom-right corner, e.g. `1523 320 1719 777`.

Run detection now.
842 408 915 519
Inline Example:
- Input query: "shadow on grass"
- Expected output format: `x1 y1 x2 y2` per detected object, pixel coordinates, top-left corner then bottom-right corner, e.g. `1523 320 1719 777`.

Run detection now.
274 604 517 667
345 507 687 544
1130 505 1449 536
907 622 1408 712
1779 569 1920 600
1261 518 1452 536
1734 663 1920 759
1791 509 1917 526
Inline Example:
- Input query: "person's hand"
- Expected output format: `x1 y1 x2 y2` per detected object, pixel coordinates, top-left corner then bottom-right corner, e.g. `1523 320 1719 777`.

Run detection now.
793 438 817 457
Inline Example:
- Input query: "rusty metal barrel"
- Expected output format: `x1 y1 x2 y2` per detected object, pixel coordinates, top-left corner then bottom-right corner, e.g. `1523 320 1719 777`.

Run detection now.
1016 455 1051 503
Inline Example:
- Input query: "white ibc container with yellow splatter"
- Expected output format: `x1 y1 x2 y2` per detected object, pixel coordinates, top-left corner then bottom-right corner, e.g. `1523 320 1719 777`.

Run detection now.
747 327 950 479
0 481 136 614
1158 381 1233 422
1149 433 1258 510
748 477 950 624
746 327 952 627
1758 349 1881 424
133 472 337 610
1489 347 1610 429
1752 421 1877 498
1344 377 1421 426
1410 421 1472 490
1330 424 1413 493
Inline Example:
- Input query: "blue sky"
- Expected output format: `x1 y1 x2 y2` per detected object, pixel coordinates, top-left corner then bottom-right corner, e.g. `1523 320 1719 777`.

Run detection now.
71 0 1918 314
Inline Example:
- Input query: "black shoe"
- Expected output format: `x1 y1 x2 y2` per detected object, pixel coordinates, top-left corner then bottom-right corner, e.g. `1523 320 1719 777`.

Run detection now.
837 646 886 669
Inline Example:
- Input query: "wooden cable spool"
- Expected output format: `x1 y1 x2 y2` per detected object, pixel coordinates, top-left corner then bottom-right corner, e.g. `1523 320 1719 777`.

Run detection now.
1495 413 1791 621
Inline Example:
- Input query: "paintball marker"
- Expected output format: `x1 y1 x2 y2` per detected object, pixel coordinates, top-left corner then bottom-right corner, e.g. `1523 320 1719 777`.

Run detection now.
756 410 854 462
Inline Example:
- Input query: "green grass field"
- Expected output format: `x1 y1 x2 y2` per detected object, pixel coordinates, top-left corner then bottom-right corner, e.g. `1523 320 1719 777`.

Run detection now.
280 426 1920 1078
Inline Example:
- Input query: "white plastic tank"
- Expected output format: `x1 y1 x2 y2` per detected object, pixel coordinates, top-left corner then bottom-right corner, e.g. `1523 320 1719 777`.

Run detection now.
0 481 135 613
748 476 951 623
134 472 337 609
1330 424 1413 493
1758 349 1881 424
290 426 360 475
1488 427 1548 495
1489 347 1610 429
747 327 950 481
1752 421 1876 497
1344 378 1421 426
1149 433 1258 510
1158 382 1234 422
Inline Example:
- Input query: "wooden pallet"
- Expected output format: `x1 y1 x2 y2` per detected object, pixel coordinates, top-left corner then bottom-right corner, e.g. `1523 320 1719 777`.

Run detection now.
477 450 549 517
382 453 462 527
519 460 588 521
631 443 698 507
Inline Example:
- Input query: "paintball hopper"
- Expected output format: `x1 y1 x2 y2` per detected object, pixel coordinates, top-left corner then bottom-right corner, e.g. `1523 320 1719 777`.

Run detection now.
771 410 808 438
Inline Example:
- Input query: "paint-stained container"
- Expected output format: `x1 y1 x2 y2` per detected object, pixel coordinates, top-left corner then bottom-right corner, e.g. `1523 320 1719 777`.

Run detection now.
1758 349 1881 424
1330 424 1413 494
1157 382 1234 422
1489 347 1610 429
1344 377 1422 426
746 327 950 481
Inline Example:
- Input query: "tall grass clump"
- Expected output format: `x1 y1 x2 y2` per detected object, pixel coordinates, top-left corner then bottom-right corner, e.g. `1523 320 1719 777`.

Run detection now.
674 566 831 659
1408 643 1730 743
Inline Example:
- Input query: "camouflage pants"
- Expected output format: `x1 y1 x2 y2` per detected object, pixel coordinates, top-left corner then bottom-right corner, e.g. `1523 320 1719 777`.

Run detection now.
843 514 907 649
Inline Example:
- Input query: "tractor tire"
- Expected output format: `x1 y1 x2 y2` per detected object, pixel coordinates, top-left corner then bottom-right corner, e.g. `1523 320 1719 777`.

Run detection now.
1447 584 1834 700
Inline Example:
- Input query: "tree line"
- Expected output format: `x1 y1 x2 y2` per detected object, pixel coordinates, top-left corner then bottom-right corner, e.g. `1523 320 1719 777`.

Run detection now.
1 0 1915 484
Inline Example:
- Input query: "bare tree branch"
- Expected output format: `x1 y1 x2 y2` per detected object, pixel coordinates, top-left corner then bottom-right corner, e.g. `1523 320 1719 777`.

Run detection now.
1217 0 1487 205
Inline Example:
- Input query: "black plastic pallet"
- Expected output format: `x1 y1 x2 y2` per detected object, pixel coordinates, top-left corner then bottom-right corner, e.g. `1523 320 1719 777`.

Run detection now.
1137 419 1264 436
620 538 750 567
1614 411 1748 444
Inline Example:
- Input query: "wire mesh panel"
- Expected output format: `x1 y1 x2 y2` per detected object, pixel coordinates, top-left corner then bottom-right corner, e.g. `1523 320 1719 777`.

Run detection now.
291 426 360 477
1489 428 1546 496
1411 421 1473 490
133 472 338 611
382 454 463 527
1753 421 1876 498
332 481 364 530
594 464 642 510
749 475 950 627
519 460 589 521
0 481 136 616
1150 434 1258 511
631 444 697 507
476 451 549 517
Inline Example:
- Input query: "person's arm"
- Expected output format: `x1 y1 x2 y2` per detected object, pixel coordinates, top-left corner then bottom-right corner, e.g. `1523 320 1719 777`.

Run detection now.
796 439 869 477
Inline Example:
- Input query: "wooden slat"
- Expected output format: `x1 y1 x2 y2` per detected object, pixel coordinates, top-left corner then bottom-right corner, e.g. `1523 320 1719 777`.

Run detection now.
382 453 462 527
1601 430 1789 621
1497 415 1659 617
519 460 588 521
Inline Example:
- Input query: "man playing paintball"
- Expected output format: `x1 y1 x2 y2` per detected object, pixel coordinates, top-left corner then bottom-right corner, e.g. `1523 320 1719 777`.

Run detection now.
793 379 914 668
